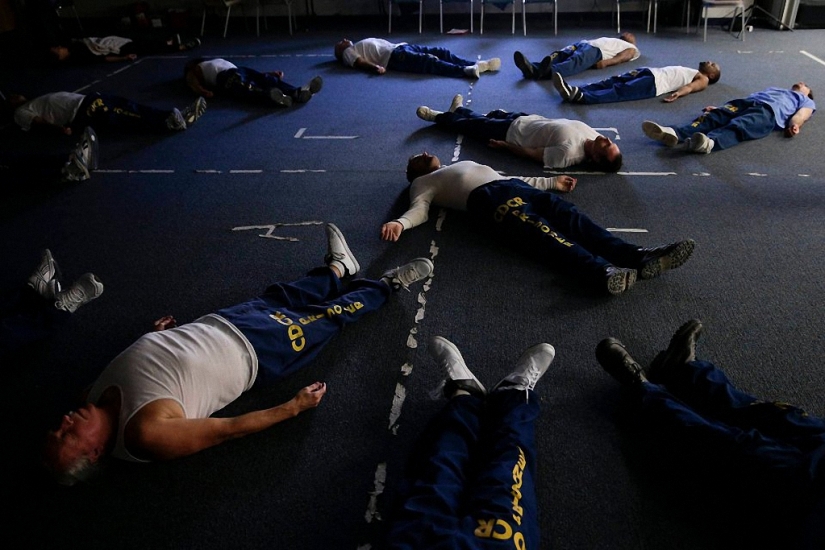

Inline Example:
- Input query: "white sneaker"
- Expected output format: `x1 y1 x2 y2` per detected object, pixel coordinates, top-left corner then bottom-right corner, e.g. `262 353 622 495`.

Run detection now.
478 57 501 72
55 273 103 313
28 249 61 299
464 65 480 79
181 97 207 125
380 258 433 291
493 343 556 392
552 72 573 101
166 109 187 131
60 151 90 182
449 94 463 112
78 127 99 171
687 132 714 154
416 106 441 122
429 336 486 398
642 121 679 147
324 223 360 277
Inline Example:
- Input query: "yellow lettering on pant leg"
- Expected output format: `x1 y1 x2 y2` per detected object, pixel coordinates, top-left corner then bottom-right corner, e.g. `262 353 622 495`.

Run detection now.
288 324 305 352
492 519 513 540
506 197 526 207
513 532 526 550
475 519 495 538
270 312 293 326
495 203 510 222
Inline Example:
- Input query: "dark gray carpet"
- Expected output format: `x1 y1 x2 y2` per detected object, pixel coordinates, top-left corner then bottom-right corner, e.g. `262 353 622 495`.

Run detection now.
2 12 824 550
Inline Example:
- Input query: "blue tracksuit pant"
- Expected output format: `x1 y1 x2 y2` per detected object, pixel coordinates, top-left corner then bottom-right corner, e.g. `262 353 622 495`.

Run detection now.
73 92 173 133
388 44 476 78
467 179 646 288
215 267 391 387
215 67 300 103
530 42 602 80
641 359 825 508
434 108 527 142
388 390 541 549
578 68 657 104
673 99 775 151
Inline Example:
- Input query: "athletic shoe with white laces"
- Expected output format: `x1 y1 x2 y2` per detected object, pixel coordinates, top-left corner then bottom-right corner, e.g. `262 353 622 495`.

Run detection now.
429 336 486 398
478 58 501 72
380 258 433 291
493 343 556 392
181 97 207 126
55 273 104 313
642 121 680 147
28 249 61 300
61 151 90 182
324 223 360 277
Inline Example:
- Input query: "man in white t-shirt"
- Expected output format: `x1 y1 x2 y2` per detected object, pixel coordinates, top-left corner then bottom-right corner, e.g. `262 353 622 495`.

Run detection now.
380 154 694 295
334 37 500 79
416 94 622 172
42 224 433 485
514 33 640 80
552 61 720 105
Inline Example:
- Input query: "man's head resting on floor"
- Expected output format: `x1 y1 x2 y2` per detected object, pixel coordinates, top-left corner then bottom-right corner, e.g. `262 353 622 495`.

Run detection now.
334 39 354 62
792 81 814 100
42 402 113 485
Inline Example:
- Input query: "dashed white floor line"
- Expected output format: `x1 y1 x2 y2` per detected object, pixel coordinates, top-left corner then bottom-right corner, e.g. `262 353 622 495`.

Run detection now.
748 172 768 177
229 169 263 174
800 50 825 66
231 221 323 241
294 127 358 139
608 228 649 233
364 462 386 524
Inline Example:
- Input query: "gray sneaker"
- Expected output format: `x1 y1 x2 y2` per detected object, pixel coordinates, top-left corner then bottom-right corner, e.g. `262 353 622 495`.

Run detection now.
28 249 61 299
77 126 99 171
449 94 463 112
166 108 187 131
324 223 360 277
642 121 679 147
55 273 103 313
464 65 480 79
60 151 90 182
381 258 434 291
181 97 207 126
493 343 556 392
416 106 440 122
687 132 714 154
429 336 486 398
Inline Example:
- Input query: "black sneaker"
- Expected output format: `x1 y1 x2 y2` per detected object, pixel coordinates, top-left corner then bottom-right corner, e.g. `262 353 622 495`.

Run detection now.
537 56 554 79
596 337 647 385
552 71 573 101
513 51 535 79
649 319 703 378
638 239 695 280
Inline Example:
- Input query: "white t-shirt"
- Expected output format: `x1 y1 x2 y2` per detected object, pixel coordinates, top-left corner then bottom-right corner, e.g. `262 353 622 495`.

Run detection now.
506 116 599 168
198 58 238 86
585 37 640 61
650 66 699 96
14 92 85 131
395 160 556 230
342 38 404 67
86 314 257 462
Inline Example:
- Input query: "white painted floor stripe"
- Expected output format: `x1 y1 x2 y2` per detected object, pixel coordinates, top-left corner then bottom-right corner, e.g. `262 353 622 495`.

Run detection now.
800 50 825 66
294 128 306 138
364 463 386 523
608 228 649 233
619 171 677 176
293 127 358 139
229 169 263 173
280 169 327 173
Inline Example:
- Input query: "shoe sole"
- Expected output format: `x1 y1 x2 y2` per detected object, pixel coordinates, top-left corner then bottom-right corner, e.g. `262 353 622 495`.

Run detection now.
640 240 695 280
513 52 535 79
649 319 704 378
431 336 486 393
326 223 360 275
607 269 637 295
642 121 679 147
416 106 435 122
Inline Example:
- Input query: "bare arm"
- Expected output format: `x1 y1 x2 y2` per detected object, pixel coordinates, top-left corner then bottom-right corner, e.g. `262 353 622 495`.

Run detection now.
663 74 709 103
129 382 327 461
30 116 72 135
185 67 214 98
785 107 814 137
594 48 637 69
488 139 544 163
353 57 385 75
516 175 577 192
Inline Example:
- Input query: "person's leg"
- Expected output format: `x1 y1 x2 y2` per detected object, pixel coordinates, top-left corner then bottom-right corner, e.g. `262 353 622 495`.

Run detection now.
388 395 484 549
406 44 476 66
467 180 634 289
387 44 470 78
216 268 392 386
216 67 300 100
460 388 542 548
704 104 775 151
578 70 657 104
432 108 524 142
671 99 753 142
544 43 602 79
74 92 173 132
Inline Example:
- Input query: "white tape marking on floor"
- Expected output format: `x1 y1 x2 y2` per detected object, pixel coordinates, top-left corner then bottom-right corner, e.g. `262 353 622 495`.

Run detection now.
364 463 387 523
195 169 222 174
799 174 810 177
229 169 263 173
801 50 825 66
452 135 463 162
294 128 306 138
302 135 359 139
748 172 768 177
134 169 174 173
406 326 418 349
231 221 323 241
388 383 406 430
95 169 127 173
401 362 413 376
607 228 649 233
619 171 677 176
693 172 711 177
280 169 327 173
415 289 427 323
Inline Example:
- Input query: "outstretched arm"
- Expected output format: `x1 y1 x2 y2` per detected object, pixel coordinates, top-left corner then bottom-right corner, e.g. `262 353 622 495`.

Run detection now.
785 107 814 137
130 382 327 461
594 48 637 69
185 67 214 98
663 75 709 103
353 57 386 75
